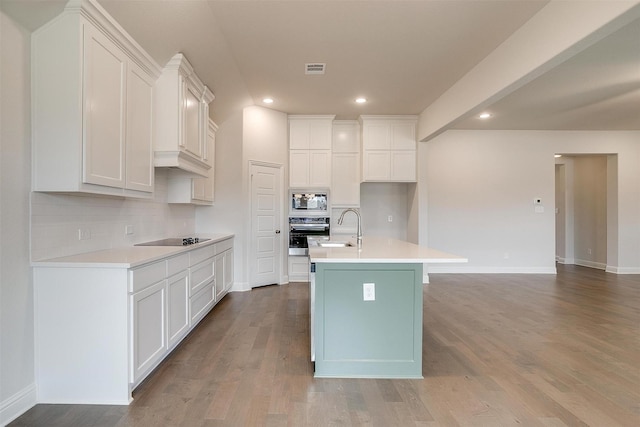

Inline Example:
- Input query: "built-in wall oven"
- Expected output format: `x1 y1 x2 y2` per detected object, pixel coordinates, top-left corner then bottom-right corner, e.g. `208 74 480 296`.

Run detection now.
289 217 330 256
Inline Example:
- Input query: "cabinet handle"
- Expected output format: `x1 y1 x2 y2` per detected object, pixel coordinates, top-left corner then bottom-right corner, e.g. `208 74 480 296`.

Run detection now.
275 230 281 234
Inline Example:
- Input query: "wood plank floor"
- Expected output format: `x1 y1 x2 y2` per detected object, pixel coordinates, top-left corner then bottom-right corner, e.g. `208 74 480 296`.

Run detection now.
10 265 639 426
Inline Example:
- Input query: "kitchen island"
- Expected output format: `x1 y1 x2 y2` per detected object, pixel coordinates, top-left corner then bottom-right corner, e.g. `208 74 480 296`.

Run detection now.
308 236 466 379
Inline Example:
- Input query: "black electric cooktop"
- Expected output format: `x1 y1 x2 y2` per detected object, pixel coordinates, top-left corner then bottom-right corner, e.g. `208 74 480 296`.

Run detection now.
135 237 210 247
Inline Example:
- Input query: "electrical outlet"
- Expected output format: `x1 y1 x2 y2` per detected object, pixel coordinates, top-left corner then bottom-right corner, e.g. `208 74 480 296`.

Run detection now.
388 215 393 222
78 228 91 241
125 225 134 235
363 283 375 301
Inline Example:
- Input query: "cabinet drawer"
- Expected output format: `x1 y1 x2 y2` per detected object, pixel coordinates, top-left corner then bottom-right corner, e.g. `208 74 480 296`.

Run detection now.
190 281 215 325
167 253 189 277
215 238 233 254
190 245 216 265
190 258 214 294
130 260 166 293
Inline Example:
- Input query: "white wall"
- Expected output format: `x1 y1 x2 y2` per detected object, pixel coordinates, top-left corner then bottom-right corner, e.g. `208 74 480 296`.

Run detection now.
0 10 36 425
424 130 640 274
242 106 288 287
197 106 288 290
360 183 410 241
573 156 608 269
195 111 245 287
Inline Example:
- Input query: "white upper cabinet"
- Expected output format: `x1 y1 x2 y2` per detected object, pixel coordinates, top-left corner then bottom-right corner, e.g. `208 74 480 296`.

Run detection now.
168 118 218 205
289 116 333 150
360 116 418 182
154 53 215 178
32 0 161 198
331 120 360 206
288 115 334 188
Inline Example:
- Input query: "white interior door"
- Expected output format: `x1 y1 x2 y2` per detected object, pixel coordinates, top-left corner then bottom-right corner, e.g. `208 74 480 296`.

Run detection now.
250 163 282 288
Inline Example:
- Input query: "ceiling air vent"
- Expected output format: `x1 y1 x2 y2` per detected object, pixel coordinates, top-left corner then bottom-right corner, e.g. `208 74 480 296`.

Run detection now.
305 63 326 75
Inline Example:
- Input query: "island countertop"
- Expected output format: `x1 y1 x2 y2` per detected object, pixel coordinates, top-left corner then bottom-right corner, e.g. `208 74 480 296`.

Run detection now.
308 236 467 264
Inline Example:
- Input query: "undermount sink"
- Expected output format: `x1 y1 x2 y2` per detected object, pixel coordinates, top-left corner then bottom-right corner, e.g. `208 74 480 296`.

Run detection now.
318 241 353 248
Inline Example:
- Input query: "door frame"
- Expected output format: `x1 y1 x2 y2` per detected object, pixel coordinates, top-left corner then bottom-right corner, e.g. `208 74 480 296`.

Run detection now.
247 160 286 288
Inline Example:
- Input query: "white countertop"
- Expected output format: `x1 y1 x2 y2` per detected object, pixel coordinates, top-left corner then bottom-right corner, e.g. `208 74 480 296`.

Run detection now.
308 236 467 264
31 233 234 269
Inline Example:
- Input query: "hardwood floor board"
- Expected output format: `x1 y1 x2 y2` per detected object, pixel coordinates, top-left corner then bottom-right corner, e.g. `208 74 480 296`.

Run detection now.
537 343 639 411
205 380 239 420
524 374 627 427
375 379 403 402
392 380 435 422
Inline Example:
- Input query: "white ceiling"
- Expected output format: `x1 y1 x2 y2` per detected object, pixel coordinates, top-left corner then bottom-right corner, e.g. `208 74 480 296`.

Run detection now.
2 0 639 131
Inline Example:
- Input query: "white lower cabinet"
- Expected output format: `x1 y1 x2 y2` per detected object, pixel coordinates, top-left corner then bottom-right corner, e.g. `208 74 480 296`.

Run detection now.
289 256 310 282
190 281 215 325
167 269 190 349
33 236 234 405
131 279 167 384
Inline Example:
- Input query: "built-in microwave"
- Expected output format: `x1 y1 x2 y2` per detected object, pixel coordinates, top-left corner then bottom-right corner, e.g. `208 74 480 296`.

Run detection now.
290 190 328 216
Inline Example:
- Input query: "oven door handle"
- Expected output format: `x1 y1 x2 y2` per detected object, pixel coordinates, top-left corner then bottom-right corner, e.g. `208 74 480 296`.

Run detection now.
290 225 329 231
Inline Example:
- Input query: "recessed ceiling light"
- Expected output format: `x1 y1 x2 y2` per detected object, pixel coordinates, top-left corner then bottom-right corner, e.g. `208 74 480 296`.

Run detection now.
554 154 562 158
478 112 492 119
355 97 367 104
263 98 274 104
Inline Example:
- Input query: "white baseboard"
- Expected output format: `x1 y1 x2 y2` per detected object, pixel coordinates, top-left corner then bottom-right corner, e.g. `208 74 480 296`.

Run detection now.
574 259 606 270
426 266 557 274
556 257 575 264
230 281 251 292
606 265 640 274
0 383 36 427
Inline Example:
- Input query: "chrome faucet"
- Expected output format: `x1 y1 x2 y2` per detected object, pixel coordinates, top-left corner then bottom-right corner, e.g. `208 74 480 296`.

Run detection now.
337 208 362 247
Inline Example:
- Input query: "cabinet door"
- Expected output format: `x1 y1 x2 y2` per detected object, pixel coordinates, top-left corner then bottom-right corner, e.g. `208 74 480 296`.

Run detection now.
125 62 154 192
131 280 166 383
289 150 310 187
182 81 202 159
309 150 331 187
224 249 234 292
190 282 215 325
289 120 310 149
391 151 416 181
288 256 309 282
362 122 390 150
167 270 190 349
332 122 360 153
362 151 390 181
309 121 332 149
192 122 215 202
390 121 416 150
331 153 360 205
83 25 126 188
215 253 225 301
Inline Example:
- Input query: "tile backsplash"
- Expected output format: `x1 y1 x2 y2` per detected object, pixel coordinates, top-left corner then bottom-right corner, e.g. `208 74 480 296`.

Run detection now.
31 169 196 260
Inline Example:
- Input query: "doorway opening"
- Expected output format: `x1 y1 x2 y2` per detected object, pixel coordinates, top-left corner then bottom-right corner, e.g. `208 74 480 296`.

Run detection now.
555 154 617 271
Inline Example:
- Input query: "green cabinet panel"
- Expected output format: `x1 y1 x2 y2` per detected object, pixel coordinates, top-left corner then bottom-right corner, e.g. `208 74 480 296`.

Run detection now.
314 263 423 378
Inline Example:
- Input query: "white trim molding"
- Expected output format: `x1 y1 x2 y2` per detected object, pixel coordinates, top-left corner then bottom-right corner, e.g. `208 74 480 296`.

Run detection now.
606 265 640 274
0 383 36 426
